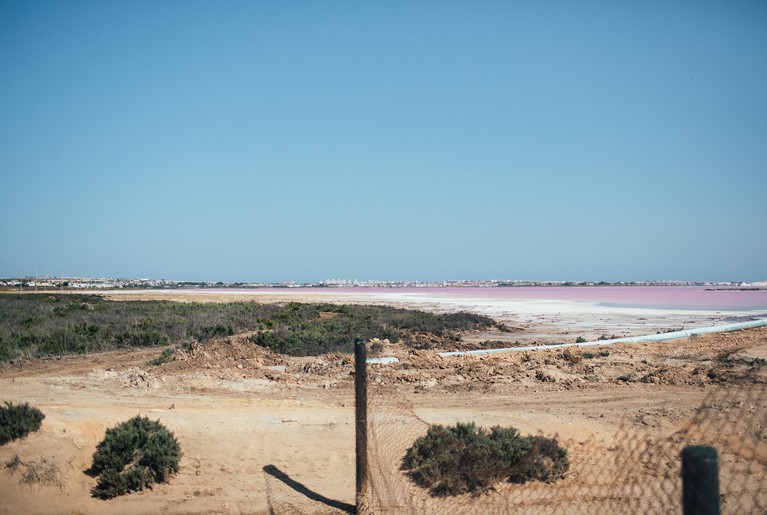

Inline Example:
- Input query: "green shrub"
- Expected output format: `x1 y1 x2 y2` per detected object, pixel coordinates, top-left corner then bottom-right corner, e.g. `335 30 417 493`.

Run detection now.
90 416 182 499
599 350 610 357
582 352 595 359
148 348 175 367
188 324 234 342
0 402 45 445
113 331 170 348
403 422 568 496
575 336 586 343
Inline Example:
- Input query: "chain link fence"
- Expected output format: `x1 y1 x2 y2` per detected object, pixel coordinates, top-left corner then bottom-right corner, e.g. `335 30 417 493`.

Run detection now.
260 321 767 515
264 379 766 514
364 383 767 514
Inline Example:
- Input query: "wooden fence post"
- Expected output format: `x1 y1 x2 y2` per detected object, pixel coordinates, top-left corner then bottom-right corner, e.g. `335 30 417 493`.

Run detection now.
682 445 720 515
355 337 368 513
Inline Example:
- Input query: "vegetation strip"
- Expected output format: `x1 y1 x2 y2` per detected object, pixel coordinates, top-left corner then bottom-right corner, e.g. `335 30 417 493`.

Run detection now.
0 294 507 361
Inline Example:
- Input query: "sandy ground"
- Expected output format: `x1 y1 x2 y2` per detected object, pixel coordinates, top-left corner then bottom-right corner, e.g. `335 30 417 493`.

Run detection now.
2 291 766 514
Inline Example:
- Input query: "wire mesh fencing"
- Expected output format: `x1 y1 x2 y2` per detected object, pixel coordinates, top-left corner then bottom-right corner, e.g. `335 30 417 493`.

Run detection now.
362 382 767 514
262 379 767 514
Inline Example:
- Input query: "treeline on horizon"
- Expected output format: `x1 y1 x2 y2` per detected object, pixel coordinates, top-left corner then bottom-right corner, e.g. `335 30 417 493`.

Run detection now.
0 294 505 361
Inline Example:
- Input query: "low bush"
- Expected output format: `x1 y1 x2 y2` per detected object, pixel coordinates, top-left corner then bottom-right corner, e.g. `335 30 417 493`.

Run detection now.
0 402 45 445
599 350 610 357
113 331 170 348
403 422 568 496
188 324 234 342
582 352 595 359
148 348 175 367
90 416 182 499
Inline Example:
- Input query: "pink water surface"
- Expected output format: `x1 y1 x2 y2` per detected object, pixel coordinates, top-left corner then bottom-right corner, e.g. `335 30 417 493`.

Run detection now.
236 286 767 311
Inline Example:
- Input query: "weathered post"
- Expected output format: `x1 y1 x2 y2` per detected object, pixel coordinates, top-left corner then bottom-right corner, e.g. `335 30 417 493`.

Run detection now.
682 445 720 515
355 337 368 513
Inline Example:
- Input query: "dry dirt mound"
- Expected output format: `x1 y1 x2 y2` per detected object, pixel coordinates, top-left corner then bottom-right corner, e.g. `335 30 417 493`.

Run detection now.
158 334 355 386
167 334 284 371
365 327 767 393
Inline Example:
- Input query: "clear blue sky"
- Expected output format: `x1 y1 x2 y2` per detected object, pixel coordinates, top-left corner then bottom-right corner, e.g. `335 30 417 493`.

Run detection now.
2 1 766 283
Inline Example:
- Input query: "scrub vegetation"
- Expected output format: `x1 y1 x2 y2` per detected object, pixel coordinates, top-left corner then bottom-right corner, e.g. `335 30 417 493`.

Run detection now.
0 402 45 445
0 294 507 360
247 302 503 356
403 422 569 496
89 416 182 499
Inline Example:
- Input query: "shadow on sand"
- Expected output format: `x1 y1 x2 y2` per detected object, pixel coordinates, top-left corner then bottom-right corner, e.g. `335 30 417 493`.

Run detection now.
263 464 355 514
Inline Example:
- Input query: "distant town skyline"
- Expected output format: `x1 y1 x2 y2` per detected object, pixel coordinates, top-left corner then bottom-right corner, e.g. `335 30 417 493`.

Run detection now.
3 274 765 292
2 2 766 283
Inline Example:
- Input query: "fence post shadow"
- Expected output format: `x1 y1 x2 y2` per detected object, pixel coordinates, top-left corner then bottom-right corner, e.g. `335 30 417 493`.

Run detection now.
262 464 355 513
